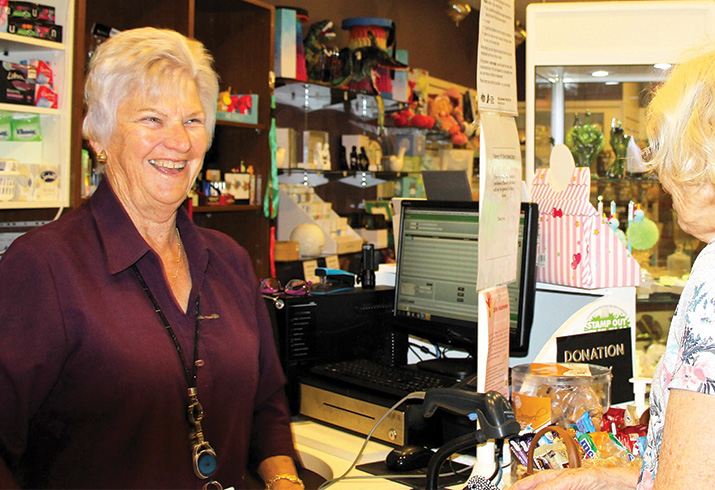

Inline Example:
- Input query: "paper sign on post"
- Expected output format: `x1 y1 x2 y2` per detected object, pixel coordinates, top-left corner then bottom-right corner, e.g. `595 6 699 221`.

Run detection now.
477 0 518 116
477 112 522 290
476 285 511 397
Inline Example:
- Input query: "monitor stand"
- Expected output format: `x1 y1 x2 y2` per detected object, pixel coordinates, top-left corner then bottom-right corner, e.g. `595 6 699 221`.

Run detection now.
417 357 476 381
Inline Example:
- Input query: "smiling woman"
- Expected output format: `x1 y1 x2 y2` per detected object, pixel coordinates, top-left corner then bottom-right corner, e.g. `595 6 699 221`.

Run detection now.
0 28 303 490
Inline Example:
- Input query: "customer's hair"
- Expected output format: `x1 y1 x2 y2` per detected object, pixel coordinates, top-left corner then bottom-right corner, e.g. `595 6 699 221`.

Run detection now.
83 27 219 145
645 46 715 187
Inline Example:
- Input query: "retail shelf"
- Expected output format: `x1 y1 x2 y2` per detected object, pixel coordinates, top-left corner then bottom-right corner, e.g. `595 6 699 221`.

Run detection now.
215 119 268 131
0 199 64 210
274 78 406 114
0 32 66 52
0 103 61 116
277 168 419 178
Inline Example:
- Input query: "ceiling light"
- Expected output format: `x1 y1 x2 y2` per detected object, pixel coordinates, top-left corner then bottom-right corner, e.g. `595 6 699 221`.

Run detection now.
654 63 672 70
591 70 609 77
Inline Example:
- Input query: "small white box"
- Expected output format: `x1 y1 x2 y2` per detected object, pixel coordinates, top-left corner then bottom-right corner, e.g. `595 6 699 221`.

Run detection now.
35 164 59 201
225 173 251 201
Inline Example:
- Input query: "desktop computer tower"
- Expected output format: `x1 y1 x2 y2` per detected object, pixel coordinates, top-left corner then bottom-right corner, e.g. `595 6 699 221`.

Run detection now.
264 286 408 414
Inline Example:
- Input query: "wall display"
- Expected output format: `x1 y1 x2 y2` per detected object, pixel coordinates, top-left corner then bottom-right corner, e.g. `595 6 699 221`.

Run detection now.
0 0 74 210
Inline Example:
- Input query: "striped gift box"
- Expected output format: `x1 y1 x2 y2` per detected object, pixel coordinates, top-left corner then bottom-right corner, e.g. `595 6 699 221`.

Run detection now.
531 167 641 289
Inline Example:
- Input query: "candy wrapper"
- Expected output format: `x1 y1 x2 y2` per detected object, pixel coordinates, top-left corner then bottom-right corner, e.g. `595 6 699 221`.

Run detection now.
614 424 648 457
580 431 641 468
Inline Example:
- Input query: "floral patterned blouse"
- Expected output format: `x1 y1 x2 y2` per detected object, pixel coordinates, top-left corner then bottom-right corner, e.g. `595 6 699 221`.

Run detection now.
638 240 715 489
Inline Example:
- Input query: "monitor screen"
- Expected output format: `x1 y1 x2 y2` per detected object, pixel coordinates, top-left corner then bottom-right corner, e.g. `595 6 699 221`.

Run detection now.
393 200 538 361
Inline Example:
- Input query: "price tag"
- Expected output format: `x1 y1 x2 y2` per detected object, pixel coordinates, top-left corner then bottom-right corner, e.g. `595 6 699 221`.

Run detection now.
325 255 340 270
302 259 320 284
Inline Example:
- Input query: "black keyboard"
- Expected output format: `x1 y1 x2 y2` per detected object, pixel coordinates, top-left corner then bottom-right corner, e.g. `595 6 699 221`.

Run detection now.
309 359 458 398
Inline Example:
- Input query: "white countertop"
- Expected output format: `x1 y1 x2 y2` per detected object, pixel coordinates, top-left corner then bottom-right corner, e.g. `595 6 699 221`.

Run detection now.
291 418 512 489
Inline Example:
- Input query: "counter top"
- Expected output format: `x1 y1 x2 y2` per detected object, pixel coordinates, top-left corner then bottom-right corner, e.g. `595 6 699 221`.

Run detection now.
291 417 510 489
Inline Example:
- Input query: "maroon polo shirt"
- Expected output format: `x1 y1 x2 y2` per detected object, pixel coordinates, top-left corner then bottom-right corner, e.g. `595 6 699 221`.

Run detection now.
0 179 297 488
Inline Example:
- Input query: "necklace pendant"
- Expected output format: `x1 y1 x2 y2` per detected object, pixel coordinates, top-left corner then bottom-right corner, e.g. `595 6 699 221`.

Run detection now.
192 440 218 479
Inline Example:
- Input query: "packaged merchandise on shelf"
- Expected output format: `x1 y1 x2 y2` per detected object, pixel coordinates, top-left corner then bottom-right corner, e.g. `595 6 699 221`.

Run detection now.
22 59 56 108
4 0 62 42
216 92 258 124
12 162 57 202
7 2 62 42
7 17 62 42
34 83 56 107
0 58 55 108
0 61 34 105
11 113 41 141
8 1 54 21
0 158 19 201
34 163 59 201
0 111 11 140
224 172 251 202
0 0 7 33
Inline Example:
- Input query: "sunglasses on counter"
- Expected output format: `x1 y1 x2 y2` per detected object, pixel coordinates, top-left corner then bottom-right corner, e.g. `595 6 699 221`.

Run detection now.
259 277 312 296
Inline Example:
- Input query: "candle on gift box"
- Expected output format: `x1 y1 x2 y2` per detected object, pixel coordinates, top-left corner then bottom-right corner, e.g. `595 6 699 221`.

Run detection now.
627 201 635 253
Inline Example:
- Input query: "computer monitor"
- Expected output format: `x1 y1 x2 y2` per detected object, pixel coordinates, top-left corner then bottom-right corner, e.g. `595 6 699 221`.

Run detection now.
392 200 539 375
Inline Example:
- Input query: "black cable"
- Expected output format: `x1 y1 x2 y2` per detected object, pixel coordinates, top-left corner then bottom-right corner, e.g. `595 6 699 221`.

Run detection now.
425 430 487 490
409 341 437 357
408 344 425 362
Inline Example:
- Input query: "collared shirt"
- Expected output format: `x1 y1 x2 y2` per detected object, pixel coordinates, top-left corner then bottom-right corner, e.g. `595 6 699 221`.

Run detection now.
0 180 297 488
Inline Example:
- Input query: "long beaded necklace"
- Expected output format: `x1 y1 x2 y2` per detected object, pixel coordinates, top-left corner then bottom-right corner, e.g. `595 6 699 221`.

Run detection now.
131 263 222 490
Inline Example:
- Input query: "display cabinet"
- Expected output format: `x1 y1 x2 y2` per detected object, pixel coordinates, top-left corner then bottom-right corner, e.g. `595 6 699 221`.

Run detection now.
525 0 715 272
273 77 477 213
525 0 715 375
0 0 75 216
70 0 275 277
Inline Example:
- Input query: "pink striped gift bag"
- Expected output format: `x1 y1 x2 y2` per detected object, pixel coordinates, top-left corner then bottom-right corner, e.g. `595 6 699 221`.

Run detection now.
530 167 641 289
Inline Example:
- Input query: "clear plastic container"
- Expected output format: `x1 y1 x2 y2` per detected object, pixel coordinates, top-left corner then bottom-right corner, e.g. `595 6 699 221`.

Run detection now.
511 363 612 430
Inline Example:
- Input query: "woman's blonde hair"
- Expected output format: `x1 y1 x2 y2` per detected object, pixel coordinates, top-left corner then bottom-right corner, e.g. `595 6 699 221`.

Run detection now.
645 46 715 188
82 27 219 147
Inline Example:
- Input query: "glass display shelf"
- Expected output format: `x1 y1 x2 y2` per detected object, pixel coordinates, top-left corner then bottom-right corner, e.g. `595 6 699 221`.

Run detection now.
275 77 406 115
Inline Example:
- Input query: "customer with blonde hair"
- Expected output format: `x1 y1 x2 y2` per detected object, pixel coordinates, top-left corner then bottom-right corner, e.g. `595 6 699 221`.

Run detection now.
0 28 303 490
509 46 715 490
